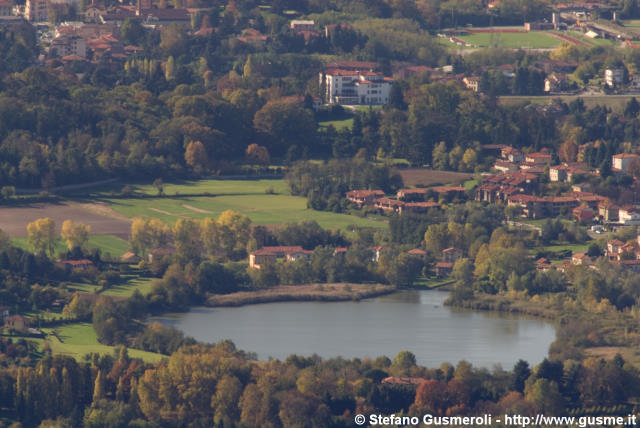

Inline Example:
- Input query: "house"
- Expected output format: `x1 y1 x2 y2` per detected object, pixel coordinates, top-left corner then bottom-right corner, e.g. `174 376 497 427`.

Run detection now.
619 206 640 225
462 76 480 92
501 146 524 163
249 246 306 269
599 200 619 222
525 152 552 165
614 259 640 273
536 258 552 271
408 248 426 257
475 172 537 203
148 248 173 263
4 314 28 333
346 190 384 207
507 194 580 219
573 205 595 223
435 262 453 277
494 160 520 173
442 247 463 263
606 239 625 260
320 68 394 105
612 153 640 174
121 252 142 263
544 73 570 93
374 197 404 213
572 253 591 265
59 259 94 271
290 20 314 32
605 68 624 87
236 28 270 44
397 188 427 201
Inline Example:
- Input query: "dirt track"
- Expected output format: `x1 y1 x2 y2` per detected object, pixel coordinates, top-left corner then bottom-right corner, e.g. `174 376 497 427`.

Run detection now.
0 202 131 238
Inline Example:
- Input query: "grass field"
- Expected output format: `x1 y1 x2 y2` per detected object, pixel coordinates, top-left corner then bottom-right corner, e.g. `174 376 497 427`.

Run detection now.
38 323 164 362
102 277 155 297
456 31 560 48
105 194 385 230
12 234 129 257
564 31 616 46
318 117 354 130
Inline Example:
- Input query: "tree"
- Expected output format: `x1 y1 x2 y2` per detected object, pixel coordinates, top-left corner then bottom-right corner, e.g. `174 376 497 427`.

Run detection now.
184 141 208 176
27 217 56 256
92 370 105 402
388 84 406 110
130 218 170 256
253 100 317 157
217 210 251 257
245 143 271 165
172 218 202 263
60 220 91 250
153 178 164 196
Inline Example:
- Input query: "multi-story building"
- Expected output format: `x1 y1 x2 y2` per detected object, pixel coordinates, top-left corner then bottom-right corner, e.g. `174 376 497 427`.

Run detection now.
605 68 624 87
321 68 394 105
49 34 86 57
25 0 47 21
0 0 13 17
612 153 640 174
290 20 314 32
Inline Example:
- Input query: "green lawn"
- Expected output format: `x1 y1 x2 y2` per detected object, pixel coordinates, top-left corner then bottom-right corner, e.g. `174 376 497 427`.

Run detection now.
118 178 289 197
105 193 385 230
102 277 155 297
532 243 590 254
463 179 478 190
88 235 129 256
39 323 164 362
318 117 354 130
564 31 616 46
456 31 560 48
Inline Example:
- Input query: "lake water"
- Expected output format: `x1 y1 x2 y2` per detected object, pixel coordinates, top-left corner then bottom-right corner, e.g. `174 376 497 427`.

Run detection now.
152 290 556 369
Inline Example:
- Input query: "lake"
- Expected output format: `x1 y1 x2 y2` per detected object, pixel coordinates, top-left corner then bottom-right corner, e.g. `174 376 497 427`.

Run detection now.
152 290 556 368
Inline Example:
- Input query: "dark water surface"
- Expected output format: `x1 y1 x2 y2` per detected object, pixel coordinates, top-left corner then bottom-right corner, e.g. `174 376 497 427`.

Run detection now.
152 290 555 368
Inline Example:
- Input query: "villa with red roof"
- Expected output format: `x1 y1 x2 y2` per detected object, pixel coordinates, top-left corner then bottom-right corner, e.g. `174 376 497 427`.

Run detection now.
320 66 394 105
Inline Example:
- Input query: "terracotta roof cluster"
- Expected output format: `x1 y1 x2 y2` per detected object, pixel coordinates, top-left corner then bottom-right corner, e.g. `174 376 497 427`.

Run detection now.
346 190 384 198
252 246 309 256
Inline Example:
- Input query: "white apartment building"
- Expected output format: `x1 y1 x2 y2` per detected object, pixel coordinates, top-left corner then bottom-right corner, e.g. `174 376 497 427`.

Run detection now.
25 0 47 21
321 69 393 105
605 68 624 87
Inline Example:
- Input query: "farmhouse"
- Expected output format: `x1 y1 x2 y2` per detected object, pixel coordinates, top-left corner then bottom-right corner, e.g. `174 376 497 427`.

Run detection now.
4 314 28 333
249 246 310 269
346 190 384 207
442 247 463 263
59 259 94 271
435 262 453 277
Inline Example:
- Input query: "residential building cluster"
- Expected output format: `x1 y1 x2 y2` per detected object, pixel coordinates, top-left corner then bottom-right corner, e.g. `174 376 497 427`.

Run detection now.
345 186 467 215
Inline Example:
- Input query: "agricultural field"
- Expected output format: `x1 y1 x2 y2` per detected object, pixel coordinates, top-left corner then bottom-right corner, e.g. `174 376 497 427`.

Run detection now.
454 31 560 48
37 323 164 362
104 193 385 230
89 178 386 230
0 202 130 238
397 169 474 187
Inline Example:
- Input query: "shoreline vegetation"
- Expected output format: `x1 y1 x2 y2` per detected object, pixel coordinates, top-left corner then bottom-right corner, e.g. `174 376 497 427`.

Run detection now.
206 283 396 307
